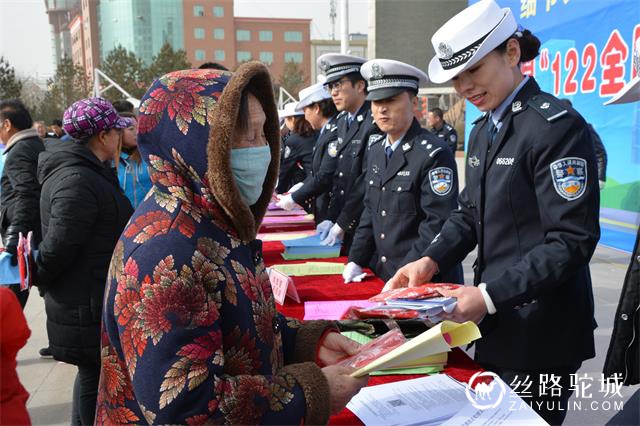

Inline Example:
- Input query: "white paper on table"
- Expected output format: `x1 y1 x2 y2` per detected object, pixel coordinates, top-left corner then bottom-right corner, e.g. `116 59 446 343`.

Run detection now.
346 374 470 426
440 376 548 426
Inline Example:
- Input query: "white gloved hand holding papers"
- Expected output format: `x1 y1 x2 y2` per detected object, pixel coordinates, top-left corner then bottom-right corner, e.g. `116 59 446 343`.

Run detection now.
316 220 334 240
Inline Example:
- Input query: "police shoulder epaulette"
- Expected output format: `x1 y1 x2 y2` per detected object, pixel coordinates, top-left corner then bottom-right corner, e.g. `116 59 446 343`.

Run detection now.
368 133 384 146
528 94 568 122
472 113 488 125
444 124 453 131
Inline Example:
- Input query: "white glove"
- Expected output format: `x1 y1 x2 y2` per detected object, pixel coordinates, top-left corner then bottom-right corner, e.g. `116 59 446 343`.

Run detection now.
276 193 297 210
599 180 605 190
343 262 367 283
288 182 304 193
316 220 334 240
321 223 344 246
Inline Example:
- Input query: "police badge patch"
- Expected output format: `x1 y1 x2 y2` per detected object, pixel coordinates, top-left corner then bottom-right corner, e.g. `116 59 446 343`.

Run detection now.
327 141 338 157
550 157 587 201
429 167 453 196
284 146 291 159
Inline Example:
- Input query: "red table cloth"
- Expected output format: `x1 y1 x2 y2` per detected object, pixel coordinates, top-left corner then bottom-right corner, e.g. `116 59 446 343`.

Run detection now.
261 238 483 425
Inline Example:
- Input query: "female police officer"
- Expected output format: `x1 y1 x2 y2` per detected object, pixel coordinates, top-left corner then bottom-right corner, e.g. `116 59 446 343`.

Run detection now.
385 1 600 423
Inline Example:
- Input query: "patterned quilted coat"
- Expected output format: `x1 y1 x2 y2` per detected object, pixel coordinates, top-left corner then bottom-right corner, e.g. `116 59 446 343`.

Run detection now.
96 63 332 425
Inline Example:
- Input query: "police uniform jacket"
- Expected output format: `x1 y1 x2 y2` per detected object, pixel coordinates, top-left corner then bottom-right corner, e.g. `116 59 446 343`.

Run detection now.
349 119 463 282
275 130 317 194
430 121 458 154
423 78 599 370
292 115 339 223
326 101 384 235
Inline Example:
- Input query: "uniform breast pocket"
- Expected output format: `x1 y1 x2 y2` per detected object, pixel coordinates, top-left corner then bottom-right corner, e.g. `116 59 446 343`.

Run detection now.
365 176 382 211
389 179 416 215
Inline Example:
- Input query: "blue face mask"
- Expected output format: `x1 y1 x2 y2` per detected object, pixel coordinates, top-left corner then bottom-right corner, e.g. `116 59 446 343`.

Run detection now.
230 145 272 206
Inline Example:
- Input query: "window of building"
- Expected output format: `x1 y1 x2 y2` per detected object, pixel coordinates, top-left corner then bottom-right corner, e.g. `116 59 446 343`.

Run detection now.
195 49 206 61
284 31 303 42
194 27 205 39
259 30 273 42
259 51 273 64
236 30 251 41
213 28 224 40
213 6 224 17
237 51 251 62
193 5 204 16
284 52 303 63
214 50 225 61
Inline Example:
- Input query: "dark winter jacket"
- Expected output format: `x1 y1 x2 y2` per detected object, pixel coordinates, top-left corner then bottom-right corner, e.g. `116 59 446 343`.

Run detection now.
0 129 44 251
604 229 639 385
36 138 133 367
96 64 333 425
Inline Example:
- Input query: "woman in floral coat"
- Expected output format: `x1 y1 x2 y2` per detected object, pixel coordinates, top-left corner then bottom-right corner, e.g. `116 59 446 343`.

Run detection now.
96 62 367 425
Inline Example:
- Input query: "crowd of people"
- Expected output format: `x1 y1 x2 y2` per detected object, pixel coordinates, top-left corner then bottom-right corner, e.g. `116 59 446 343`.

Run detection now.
0 0 637 425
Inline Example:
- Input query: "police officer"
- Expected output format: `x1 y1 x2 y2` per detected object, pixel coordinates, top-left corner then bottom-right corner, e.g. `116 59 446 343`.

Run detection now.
314 54 384 254
343 59 463 284
276 83 339 223
386 2 599 423
427 107 458 154
275 102 316 195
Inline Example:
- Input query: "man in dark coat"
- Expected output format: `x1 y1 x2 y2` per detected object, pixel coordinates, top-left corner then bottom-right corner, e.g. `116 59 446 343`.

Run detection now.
345 59 463 284
427 107 458 154
315 54 385 254
0 99 44 308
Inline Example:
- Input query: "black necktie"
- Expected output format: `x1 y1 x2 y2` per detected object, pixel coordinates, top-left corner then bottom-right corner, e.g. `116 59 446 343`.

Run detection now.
385 146 393 165
487 121 499 147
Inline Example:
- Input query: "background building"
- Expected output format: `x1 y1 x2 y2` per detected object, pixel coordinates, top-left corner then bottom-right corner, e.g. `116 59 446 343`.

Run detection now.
310 33 367 83
46 0 311 86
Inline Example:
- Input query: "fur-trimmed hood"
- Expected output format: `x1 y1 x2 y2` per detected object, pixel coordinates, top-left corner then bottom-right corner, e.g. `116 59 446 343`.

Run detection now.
137 62 280 241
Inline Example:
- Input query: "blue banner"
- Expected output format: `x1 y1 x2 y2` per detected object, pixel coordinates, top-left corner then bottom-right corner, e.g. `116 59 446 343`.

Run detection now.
466 0 640 252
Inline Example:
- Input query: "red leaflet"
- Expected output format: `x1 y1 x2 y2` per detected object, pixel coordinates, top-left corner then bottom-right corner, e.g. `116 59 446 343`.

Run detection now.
368 283 461 303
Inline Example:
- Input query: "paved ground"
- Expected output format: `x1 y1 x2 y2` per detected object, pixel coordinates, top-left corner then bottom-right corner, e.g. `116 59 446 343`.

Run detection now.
15 156 639 424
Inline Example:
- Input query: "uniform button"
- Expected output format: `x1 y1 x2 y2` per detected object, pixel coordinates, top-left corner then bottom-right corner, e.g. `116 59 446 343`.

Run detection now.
340 190 344 195
382 187 386 191
369 180 374 185
621 313 629 321
339 172 344 177
380 233 385 239
272 317 281 333
381 210 386 217
636 255 640 263
381 256 387 263
397 186 402 191
340 154 344 159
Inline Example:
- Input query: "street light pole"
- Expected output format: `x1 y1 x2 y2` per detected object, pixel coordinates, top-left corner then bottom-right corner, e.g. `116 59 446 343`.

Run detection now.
340 0 349 54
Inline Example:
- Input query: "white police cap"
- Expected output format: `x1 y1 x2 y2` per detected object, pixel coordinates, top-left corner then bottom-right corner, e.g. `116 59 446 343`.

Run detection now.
296 83 332 112
279 102 304 119
361 59 428 101
428 0 517 84
317 53 366 84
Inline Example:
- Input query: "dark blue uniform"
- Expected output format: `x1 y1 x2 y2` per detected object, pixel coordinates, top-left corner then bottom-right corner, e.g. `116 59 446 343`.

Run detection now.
325 102 384 253
349 119 463 282
292 116 339 223
275 131 317 194
424 78 599 372
430 122 458 154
